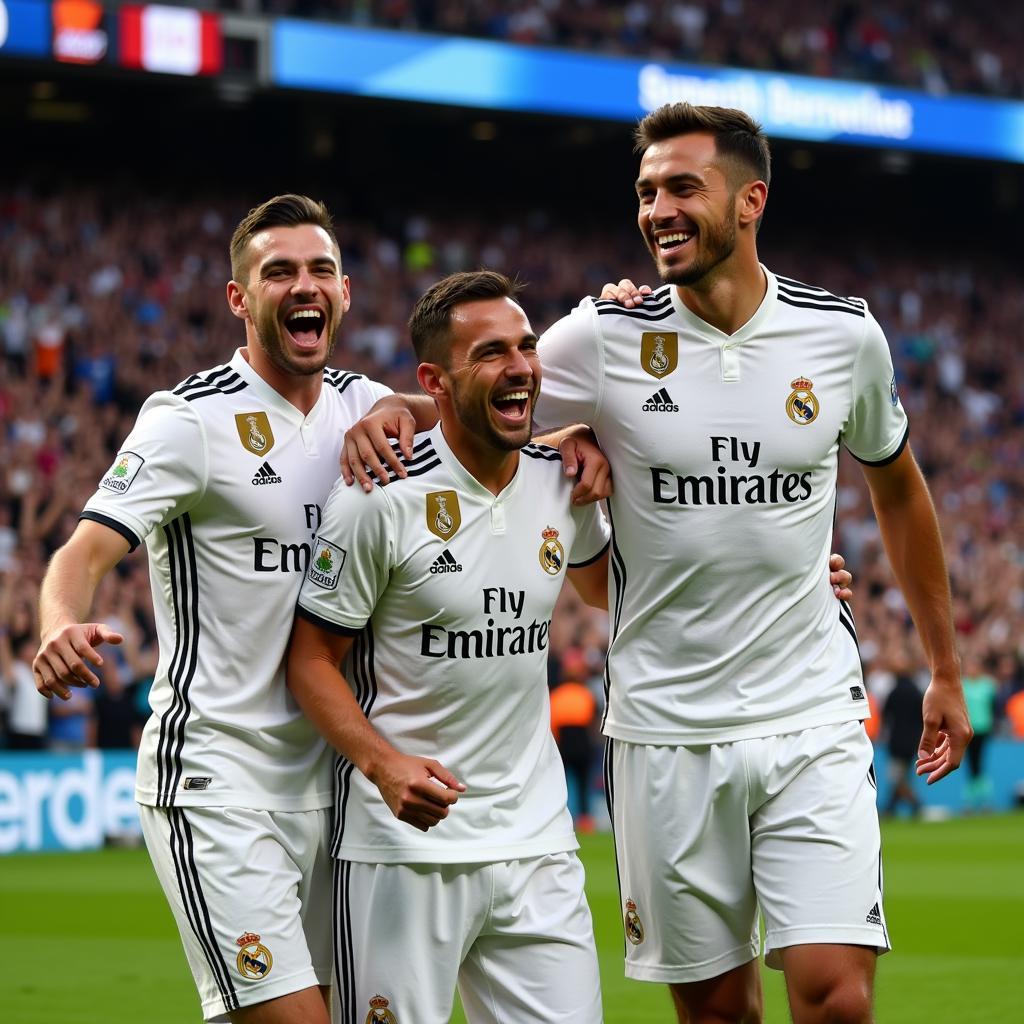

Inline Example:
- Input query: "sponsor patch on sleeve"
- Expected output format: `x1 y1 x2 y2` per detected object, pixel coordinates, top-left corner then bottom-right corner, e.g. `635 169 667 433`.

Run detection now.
307 537 346 590
99 451 145 494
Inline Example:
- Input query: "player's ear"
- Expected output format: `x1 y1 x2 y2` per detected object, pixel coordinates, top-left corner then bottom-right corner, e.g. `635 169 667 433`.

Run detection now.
227 281 249 321
417 362 448 400
737 179 767 229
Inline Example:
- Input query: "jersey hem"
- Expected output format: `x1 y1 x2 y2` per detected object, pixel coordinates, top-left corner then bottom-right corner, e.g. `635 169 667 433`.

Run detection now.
135 788 334 811
847 421 910 467
603 706 870 746
334 833 579 864
295 603 363 636
569 539 610 569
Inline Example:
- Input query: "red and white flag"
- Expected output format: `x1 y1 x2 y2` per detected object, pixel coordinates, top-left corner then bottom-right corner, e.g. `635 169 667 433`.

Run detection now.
120 4 222 76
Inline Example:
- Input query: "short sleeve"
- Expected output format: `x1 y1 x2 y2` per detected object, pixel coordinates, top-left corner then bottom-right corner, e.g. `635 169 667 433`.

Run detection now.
568 499 611 567
843 307 910 466
81 394 208 550
534 299 603 432
296 479 394 634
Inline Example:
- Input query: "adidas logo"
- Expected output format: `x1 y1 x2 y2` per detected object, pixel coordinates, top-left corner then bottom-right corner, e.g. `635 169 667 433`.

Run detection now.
429 548 462 574
251 461 283 486
866 903 881 925
642 387 679 412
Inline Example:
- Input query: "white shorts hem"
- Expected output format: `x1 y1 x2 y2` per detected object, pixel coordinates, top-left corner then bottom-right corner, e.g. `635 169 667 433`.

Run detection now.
764 925 891 969
625 941 759 984
201 967 324 1022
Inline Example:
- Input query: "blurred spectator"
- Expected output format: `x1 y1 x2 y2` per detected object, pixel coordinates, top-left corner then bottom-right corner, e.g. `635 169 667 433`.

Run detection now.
0 574 47 749
880 647 924 818
962 647 999 810
550 677 599 832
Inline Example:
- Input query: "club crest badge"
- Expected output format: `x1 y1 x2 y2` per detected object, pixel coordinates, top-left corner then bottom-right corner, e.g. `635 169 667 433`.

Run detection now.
235 412 275 456
366 994 399 1024
889 372 899 408
99 451 144 494
236 932 273 980
307 537 346 590
539 526 565 576
640 331 678 379
785 376 819 425
624 899 645 945
426 490 461 540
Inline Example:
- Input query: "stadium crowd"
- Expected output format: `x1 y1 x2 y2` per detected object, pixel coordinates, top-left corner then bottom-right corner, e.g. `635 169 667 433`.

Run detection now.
213 0 1024 100
0 186 1021 767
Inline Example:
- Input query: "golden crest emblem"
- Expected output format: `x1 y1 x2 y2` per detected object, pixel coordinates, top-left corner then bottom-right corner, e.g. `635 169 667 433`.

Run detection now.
235 412 275 455
426 490 461 540
366 994 399 1024
235 932 273 979
785 377 819 425
624 899 645 945
539 526 565 576
640 331 678 379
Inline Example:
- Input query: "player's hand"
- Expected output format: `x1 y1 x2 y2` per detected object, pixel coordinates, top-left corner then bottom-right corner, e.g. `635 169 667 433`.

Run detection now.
33 623 124 701
340 399 417 493
599 279 653 309
916 674 972 785
370 753 466 832
559 428 613 505
828 553 853 601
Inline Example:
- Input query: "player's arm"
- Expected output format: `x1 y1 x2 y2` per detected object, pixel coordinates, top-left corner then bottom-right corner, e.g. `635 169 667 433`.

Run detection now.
861 446 970 783
340 393 439 492
286 615 464 831
567 549 610 610
33 520 129 700
534 425 613 506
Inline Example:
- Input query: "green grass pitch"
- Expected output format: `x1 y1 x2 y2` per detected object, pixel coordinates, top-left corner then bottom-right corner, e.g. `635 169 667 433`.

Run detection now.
2 815 1021 1022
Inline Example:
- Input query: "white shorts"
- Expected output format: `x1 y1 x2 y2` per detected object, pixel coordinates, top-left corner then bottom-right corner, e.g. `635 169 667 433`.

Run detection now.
607 720 890 985
139 804 333 1021
332 852 602 1024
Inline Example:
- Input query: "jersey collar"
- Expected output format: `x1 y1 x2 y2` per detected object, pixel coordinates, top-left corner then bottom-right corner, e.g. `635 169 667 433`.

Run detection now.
228 348 327 427
668 264 778 346
429 423 524 505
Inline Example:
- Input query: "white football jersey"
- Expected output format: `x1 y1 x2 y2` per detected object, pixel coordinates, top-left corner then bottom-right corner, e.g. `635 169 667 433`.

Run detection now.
82 349 392 808
535 268 908 744
296 425 610 864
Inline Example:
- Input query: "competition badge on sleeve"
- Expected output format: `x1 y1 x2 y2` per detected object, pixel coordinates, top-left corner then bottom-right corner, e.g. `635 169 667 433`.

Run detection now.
307 538 346 589
99 451 145 494
624 899 645 945
235 932 273 979
785 376 819 425
538 526 565 576
640 331 678 379
235 412 275 456
366 994 399 1024
426 491 461 540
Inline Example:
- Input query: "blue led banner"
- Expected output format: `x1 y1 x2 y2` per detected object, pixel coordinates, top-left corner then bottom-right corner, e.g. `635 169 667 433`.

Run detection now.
0 0 50 57
273 21 1024 164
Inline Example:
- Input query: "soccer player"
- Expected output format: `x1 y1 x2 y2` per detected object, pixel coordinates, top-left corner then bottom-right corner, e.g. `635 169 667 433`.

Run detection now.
286 271 610 1024
341 105 971 1024
31 195 399 1024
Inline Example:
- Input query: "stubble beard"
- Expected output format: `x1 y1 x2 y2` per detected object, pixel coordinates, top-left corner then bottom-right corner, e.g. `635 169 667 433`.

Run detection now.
451 381 534 453
252 300 339 378
653 196 737 288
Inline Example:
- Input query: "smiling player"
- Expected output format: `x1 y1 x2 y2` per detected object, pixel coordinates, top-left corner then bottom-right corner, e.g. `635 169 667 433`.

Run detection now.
32 195 398 1024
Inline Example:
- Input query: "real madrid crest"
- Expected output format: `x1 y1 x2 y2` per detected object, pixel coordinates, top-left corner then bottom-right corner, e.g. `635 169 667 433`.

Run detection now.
539 526 564 576
426 490 461 540
235 932 273 979
785 376 819 425
366 994 399 1024
624 899 645 945
640 332 678 379
235 412 275 456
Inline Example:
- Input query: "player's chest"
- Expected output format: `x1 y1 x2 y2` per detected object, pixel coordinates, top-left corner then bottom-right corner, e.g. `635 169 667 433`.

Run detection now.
600 330 853 470
388 491 576 624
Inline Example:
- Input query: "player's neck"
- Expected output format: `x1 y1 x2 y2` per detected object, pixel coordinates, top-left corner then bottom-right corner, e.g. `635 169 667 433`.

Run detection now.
241 346 323 416
439 418 520 496
677 253 766 336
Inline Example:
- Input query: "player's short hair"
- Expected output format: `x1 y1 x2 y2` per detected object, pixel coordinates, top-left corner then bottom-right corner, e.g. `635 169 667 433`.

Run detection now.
229 194 341 284
634 103 771 190
409 270 522 366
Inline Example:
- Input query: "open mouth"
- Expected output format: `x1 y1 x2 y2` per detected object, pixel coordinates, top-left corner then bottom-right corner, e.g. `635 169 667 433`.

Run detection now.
491 389 531 426
284 307 326 348
656 231 694 257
